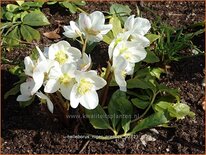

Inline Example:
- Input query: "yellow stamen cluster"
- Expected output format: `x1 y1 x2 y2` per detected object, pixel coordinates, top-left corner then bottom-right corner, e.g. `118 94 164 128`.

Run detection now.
55 50 68 64
59 74 72 86
77 79 93 95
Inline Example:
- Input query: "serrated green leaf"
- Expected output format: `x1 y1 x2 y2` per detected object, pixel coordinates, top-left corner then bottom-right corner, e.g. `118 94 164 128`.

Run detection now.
143 51 160 63
131 111 168 134
131 98 150 109
20 25 40 42
85 105 111 130
6 4 19 12
145 33 160 44
109 15 123 37
23 11 50 26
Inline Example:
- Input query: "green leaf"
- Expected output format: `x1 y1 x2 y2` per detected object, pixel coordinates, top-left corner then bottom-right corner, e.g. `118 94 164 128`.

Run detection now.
22 2 44 8
20 11 28 21
118 98 133 133
4 84 20 100
9 65 23 76
110 3 131 17
109 15 123 37
145 33 160 44
23 11 50 26
16 0 25 6
19 97 34 108
143 51 160 63
103 30 114 44
154 101 195 120
20 25 40 42
73 0 86 6
131 98 150 109
127 78 156 92
158 84 180 102
4 12 14 21
4 26 20 46
60 2 77 13
108 90 126 130
131 111 168 134
108 90 133 133
6 4 19 12
46 1 57 5
153 101 173 112
85 105 111 130
150 68 164 79
170 103 195 120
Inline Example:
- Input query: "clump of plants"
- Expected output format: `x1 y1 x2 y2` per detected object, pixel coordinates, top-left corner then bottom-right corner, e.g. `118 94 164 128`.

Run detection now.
5 3 195 139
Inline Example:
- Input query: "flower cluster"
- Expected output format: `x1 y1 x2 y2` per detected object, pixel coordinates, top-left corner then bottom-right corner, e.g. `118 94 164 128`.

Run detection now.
63 11 112 42
17 11 151 113
17 41 107 112
109 15 151 91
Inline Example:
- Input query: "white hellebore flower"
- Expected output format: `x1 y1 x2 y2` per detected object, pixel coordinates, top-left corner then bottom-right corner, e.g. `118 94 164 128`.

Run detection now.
70 70 107 109
124 15 151 36
124 15 151 47
112 56 127 92
17 78 35 101
48 40 81 65
108 32 130 59
77 53 92 71
63 21 82 39
31 46 58 95
113 41 147 74
44 63 76 100
36 92 54 113
78 11 112 42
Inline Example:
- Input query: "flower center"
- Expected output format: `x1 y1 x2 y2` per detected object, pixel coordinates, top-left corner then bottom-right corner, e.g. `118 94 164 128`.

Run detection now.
59 74 72 86
85 28 100 36
55 50 68 64
77 79 93 95
119 47 128 54
121 70 127 78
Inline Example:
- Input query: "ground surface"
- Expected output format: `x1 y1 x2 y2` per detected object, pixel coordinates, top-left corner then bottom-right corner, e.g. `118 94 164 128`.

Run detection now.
1 1 205 154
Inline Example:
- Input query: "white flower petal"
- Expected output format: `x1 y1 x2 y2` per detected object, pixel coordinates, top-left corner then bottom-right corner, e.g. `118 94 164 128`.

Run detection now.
17 95 32 102
70 84 80 108
36 92 54 113
133 17 151 35
44 79 59 93
90 11 105 27
80 90 98 109
131 34 150 47
60 84 73 100
79 13 92 30
24 56 34 76
124 15 135 31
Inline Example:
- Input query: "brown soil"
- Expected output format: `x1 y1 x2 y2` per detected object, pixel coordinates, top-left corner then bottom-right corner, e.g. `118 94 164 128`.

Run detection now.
1 1 205 154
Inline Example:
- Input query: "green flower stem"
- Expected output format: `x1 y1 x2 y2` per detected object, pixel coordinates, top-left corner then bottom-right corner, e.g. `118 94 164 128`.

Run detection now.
81 37 88 56
131 91 158 123
77 7 87 14
101 62 113 106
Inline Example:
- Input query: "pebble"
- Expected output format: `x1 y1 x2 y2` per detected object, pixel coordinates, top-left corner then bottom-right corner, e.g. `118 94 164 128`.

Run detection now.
150 128 159 134
140 134 156 147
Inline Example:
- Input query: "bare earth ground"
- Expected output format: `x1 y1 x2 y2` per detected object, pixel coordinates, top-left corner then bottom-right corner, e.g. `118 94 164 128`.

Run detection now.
1 1 205 154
